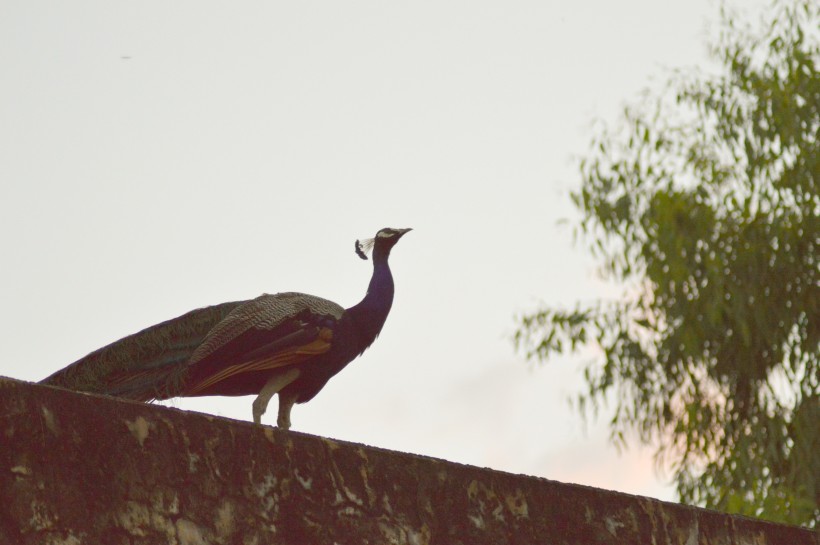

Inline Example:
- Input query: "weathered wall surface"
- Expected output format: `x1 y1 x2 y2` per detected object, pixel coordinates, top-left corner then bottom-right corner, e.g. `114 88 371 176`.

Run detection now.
1 377 814 545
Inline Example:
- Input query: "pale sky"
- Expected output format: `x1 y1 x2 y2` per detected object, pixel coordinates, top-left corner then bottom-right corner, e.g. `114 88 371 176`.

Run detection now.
1 0 767 503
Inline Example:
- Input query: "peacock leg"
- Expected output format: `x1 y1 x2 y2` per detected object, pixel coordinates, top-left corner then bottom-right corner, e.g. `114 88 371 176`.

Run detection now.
276 390 298 430
252 368 300 425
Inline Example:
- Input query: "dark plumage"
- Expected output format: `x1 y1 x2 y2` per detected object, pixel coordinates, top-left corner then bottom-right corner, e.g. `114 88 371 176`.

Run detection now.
41 227 411 429
40 302 246 399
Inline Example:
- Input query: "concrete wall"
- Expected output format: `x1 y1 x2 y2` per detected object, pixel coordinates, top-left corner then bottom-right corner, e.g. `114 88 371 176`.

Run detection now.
1 377 815 545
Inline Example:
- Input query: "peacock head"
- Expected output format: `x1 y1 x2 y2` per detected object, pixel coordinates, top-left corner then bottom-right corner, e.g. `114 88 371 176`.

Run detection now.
355 228 412 261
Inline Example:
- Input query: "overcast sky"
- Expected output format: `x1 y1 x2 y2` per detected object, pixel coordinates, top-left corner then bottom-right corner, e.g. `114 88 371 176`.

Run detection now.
1 0 767 503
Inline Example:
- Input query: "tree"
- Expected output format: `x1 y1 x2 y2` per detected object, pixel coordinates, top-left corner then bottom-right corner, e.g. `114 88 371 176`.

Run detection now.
516 0 818 527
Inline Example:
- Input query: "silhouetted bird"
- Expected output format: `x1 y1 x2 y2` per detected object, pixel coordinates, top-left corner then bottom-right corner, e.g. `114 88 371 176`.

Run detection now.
41 227 411 429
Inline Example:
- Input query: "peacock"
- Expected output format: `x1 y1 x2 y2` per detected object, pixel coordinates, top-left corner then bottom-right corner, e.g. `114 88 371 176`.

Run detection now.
41 227 411 429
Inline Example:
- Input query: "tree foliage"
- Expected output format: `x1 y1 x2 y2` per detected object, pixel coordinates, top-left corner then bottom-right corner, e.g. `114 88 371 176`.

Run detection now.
516 0 818 526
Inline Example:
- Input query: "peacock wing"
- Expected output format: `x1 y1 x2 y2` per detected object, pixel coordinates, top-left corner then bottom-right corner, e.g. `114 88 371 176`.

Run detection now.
181 292 345 395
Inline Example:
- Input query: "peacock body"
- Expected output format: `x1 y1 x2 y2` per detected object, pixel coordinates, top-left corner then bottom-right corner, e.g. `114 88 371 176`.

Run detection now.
40 227 411 429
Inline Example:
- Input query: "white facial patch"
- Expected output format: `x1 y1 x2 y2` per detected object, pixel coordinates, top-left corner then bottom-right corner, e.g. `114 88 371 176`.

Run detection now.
377 229 397 238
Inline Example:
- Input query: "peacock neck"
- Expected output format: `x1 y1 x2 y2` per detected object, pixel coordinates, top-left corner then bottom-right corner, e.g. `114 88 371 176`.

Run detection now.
347 256 394 351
